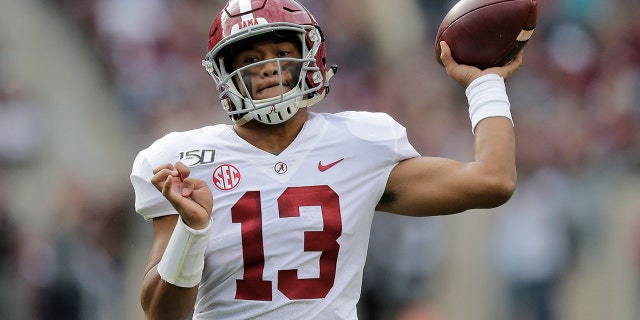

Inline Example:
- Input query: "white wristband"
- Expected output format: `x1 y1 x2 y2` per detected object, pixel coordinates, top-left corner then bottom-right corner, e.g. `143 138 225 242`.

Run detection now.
465 73 512 134
157 216 212 288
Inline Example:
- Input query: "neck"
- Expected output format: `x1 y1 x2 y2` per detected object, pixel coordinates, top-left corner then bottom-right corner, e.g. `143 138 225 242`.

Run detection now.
233 110 308 154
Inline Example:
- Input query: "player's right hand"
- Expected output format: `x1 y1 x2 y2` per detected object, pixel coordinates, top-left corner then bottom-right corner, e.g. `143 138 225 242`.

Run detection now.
440 41 523 87
151 162 213 230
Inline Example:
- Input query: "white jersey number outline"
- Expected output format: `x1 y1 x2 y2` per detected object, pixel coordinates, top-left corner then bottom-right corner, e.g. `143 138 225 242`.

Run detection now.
231 185 342 301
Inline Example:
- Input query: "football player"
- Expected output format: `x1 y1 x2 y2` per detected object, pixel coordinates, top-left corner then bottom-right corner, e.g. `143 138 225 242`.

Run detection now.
130 0 522 319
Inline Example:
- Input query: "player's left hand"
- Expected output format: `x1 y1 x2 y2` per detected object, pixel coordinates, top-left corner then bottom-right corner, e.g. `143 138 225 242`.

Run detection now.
439 41 523 87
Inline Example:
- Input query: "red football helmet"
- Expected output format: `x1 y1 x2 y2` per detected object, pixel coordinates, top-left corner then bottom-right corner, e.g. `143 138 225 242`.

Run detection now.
202 0 336 125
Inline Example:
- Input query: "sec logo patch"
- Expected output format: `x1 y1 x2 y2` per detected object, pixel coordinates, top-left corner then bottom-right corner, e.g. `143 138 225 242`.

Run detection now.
212 164 241 191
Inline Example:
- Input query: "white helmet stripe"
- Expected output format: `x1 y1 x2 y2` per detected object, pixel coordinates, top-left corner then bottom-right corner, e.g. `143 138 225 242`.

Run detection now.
238 0 255 22
231 0 267 35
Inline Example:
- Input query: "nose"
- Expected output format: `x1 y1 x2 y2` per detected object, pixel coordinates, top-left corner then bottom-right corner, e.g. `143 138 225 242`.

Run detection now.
260 60 279 78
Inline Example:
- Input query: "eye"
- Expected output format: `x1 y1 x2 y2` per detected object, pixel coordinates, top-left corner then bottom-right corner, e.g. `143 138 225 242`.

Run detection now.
243 56 260 64
276 51 291 58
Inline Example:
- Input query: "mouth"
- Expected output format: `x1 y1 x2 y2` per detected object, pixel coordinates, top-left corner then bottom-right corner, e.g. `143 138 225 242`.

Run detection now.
254 83 292 99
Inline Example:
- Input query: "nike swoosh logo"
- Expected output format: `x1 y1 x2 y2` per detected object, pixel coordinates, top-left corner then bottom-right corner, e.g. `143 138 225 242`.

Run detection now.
318 158 345 172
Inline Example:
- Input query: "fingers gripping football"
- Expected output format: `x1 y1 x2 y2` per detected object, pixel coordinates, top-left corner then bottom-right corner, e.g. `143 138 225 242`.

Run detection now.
439 41 481 87
440 41 523 87
483 50 523 80
152 162 213 230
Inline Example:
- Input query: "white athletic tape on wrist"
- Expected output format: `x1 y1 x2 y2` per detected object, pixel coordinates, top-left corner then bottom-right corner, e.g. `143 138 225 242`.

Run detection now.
157 216 212 288
465 73 512 134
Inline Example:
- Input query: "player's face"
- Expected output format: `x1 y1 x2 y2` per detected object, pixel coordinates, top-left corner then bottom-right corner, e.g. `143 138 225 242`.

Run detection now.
230 37 302 100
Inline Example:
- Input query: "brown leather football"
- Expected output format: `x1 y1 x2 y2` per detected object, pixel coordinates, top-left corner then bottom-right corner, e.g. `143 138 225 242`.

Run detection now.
435 0 537 69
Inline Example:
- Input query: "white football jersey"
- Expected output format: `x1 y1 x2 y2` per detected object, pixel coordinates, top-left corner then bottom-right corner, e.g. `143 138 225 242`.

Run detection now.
130 111 419 319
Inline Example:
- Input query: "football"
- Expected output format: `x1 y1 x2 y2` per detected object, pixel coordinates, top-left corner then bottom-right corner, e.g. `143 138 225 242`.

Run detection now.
435 0 537 69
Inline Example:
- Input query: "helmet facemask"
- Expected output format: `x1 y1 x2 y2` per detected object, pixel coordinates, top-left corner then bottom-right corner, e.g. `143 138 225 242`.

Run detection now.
203 24 326 125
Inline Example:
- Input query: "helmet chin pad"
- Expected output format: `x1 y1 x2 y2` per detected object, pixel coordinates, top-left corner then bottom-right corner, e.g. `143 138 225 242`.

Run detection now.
246 88 303 125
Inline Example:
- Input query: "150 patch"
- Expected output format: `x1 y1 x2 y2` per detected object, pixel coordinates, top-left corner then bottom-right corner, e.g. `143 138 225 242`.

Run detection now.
176 149 216 167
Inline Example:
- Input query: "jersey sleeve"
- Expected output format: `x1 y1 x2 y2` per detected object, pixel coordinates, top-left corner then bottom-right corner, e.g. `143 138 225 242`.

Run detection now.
340 111 420 202
387 116 421 163
130 142 178 221
342 111 420 161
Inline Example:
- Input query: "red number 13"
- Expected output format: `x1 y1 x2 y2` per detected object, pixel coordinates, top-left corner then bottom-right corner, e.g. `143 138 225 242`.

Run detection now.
231 185 342 301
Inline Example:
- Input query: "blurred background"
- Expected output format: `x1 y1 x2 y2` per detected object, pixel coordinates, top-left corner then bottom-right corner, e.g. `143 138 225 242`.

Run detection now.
0 0 638 319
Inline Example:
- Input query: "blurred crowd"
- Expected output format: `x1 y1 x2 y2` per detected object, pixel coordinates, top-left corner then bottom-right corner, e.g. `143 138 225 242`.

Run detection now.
1 0 639 319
